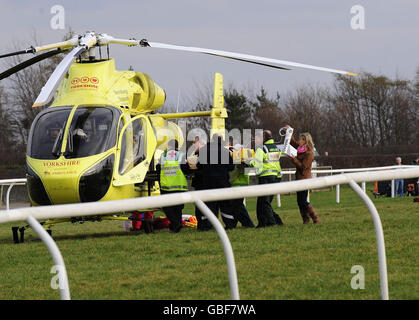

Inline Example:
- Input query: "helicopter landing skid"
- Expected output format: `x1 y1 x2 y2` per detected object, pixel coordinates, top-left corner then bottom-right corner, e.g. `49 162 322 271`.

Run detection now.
10 213 157 244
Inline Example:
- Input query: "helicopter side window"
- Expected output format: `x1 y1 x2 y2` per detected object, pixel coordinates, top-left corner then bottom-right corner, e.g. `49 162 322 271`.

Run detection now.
132 119 146 166
118 118 146 175
66 107 116 159
28 107 72 160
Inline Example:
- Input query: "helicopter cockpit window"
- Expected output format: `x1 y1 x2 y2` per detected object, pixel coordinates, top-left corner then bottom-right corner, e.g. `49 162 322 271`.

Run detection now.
118 118 146 175
28 107 72 160
65 107 117 159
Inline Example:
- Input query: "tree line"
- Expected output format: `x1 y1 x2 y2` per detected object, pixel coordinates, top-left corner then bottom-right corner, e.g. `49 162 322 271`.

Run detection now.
190 71 418 168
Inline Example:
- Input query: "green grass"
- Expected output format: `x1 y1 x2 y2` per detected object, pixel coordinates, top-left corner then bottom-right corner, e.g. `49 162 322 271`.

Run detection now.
0 184 417 300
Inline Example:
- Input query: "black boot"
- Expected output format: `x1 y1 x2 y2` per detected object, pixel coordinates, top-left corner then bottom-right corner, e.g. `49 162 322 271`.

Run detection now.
299 207 310 224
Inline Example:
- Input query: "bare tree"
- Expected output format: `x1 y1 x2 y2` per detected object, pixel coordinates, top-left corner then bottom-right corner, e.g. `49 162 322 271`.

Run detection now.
250 87 285 141
282 84 327 148
325 73 415 148
0 85 11 152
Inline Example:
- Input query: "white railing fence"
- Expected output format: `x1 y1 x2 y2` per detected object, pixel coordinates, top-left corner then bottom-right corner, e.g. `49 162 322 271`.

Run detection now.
0 167 418 300
0 178 27 210
277 165 418 204
1 165 416 210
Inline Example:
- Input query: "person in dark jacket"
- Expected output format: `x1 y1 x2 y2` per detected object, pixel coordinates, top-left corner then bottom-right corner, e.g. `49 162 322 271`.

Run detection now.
191 139 205 228
196 134 236 230
286 126 321 224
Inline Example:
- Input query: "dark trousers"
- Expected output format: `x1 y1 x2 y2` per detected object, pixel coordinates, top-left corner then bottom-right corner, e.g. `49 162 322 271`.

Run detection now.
256 175 283 227
199 178 236 230
297 190 310 210
160 190 184 232
192 181 208 231
231 198 255 228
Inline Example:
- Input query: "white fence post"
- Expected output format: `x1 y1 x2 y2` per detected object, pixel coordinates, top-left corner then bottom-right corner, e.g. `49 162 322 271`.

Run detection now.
0 185 3 207
276 194 281 207
0 179 27 210
336 184 340 203
348 180 389 300
195 200 240 300
26 215 70 300
6 183 16 211
391 180 395 198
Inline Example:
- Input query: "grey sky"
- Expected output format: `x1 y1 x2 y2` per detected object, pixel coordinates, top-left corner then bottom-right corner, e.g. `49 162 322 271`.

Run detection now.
1 0 418 108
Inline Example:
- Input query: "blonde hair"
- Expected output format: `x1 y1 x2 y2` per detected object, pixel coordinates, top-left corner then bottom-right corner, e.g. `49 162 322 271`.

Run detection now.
299 132 314 152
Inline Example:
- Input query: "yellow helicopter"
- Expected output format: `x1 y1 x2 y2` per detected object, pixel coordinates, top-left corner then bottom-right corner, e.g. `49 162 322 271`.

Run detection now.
0 31 357 242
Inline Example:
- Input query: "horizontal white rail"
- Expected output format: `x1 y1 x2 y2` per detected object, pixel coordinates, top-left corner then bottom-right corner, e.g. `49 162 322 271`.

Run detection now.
0 178 27 185
270 165 416 176
1 168 418 223
0 165 415 186
2 165 416 211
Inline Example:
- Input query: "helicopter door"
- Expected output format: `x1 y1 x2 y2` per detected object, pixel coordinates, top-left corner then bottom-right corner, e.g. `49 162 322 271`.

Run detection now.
113 115 157 186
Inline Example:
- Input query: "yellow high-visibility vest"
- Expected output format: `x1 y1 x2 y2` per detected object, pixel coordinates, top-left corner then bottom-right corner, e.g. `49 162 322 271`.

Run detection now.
250 139 282 177
160 150 188 192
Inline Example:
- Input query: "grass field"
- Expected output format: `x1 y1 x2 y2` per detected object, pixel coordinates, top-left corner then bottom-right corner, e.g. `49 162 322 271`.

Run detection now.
0 183 417 300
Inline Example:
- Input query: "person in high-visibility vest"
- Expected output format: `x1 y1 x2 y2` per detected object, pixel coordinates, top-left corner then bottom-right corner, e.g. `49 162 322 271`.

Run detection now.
249 130 284 228
229 144 255 228
157 139 190 233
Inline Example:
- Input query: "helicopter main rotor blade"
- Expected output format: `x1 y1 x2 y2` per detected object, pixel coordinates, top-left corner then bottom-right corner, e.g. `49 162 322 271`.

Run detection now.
0 49 64 81
142 41 357 76
0 48 35 59
201 53 291 70
0 37 78 60
32 46 86 108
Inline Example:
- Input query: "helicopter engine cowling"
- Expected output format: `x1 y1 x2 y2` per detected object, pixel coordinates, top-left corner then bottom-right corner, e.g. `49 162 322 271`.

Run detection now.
131 73 166 113
53 59 166 113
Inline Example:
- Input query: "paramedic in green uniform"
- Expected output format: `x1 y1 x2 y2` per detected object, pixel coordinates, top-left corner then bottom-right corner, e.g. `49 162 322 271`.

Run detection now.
229 144 255 228
157 139 190 233
249 130 284 227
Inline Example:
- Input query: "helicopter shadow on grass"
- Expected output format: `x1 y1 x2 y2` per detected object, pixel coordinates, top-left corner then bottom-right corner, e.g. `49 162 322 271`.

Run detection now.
1 228 164 245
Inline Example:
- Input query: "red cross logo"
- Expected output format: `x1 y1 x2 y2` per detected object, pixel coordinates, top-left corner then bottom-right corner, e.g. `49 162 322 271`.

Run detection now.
168 151 177 157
